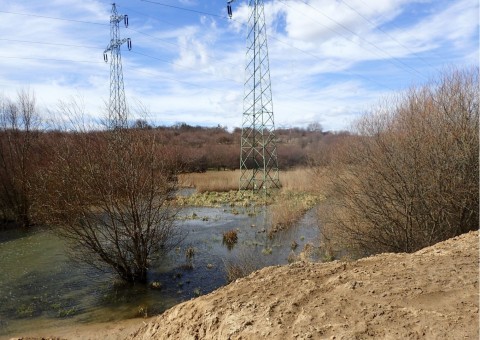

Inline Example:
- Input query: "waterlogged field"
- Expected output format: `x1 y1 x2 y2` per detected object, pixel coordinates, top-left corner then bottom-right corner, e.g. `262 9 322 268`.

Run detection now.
0 205 319 338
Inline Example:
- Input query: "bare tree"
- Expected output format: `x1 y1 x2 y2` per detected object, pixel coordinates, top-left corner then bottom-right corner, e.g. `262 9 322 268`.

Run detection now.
320 67 479 255
38 99 181 283
0 89 41 227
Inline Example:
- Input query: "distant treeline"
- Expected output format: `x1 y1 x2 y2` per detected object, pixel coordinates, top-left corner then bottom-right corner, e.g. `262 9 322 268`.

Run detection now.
130 121 349 172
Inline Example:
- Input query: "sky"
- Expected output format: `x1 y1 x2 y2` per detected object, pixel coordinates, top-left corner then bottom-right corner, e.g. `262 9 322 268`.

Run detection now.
0 0 478 131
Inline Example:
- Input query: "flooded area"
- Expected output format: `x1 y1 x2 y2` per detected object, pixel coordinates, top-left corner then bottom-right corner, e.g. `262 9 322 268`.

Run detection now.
0 205 319 338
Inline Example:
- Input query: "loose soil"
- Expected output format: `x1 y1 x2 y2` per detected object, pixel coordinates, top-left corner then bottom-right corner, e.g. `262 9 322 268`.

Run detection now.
10 231 479 340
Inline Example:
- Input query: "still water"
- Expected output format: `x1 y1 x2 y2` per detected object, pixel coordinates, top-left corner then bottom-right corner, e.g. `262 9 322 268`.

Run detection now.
0 205 319 337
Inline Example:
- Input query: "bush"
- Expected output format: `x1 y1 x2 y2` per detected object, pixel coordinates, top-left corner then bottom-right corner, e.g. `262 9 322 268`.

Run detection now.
222 229 238 250
321 67 479 255
223 248 264 282
37 100 182 283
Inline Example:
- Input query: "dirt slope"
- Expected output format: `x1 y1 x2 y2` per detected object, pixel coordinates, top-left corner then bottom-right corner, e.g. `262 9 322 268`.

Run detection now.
130 231 479 340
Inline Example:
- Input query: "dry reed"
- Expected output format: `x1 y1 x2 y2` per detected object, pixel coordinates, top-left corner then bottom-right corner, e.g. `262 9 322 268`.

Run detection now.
178 168 319 193
222 229 238 250
223 248 265 282
178 171 239 193
278 168 315 192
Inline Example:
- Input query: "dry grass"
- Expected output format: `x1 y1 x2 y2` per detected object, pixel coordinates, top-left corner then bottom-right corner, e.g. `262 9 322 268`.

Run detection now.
223 248 266 282
178 168 321 193
222 230 238 250
178 171 239 193
278 168 315 192
268 190 322 236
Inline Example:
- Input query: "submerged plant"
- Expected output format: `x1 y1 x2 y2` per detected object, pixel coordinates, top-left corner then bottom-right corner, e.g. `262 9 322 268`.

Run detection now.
222 229 238 250
16 304 35 318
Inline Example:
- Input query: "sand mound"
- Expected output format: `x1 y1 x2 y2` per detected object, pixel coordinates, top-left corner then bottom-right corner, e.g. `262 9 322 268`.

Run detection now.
130 231 479 340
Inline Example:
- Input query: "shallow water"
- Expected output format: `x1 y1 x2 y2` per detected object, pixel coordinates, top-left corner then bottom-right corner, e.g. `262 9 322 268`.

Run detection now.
0 205 318 337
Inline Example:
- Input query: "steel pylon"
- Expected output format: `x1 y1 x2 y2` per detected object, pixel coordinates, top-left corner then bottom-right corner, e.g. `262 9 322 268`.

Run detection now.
239 0 280 191
103 3 131 130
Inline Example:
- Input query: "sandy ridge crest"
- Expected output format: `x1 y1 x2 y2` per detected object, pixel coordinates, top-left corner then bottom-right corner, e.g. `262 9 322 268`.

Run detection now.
130 231 479 340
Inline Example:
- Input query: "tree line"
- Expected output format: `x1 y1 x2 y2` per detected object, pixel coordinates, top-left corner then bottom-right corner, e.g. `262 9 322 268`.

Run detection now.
0 91 344 228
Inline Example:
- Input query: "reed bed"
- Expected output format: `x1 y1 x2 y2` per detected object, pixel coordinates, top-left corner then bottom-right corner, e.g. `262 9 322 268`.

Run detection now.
178 168 318 193
279 168 315 192
178 170 239 193
268 190 322 236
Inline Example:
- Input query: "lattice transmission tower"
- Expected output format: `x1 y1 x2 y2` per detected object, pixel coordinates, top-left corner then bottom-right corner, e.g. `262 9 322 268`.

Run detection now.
228 0 280 192
103 3 132 130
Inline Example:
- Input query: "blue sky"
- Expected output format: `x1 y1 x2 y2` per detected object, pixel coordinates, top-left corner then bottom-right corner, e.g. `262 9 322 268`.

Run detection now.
0 0 478 131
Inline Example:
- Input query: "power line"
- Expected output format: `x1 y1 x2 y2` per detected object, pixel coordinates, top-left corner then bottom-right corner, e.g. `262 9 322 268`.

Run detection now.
140 0 228 19
124 65 226 90
130 50 242 84
135 2 405 93
0 10 107 26
0 2 411 91
0 1 440 95
139 0 430 85
133 0 406 90
339 0 441 71
0 55 105 64
0 38 102 50
280 0 428 81
117 5 177 28
0 6 240 83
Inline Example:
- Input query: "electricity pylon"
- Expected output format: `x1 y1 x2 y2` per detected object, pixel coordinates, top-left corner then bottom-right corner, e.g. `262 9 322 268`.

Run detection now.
103 3 132 130
228 0 280 192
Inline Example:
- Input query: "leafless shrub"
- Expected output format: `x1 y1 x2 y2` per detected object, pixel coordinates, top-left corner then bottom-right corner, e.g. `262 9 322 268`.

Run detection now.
321 67 479 255
37 99 181 283
223 248 265 282
0 89 42 227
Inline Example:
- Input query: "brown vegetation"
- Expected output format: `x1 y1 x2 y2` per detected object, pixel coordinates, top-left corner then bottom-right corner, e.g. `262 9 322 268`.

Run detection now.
317 67 479 256
0 89 42 227
178 167 316 193
223 248 266 283
268 191 321 236
0 99 342 231
179 170 240 192
28 97 182 284
37 127 181 283
222 229 238 250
